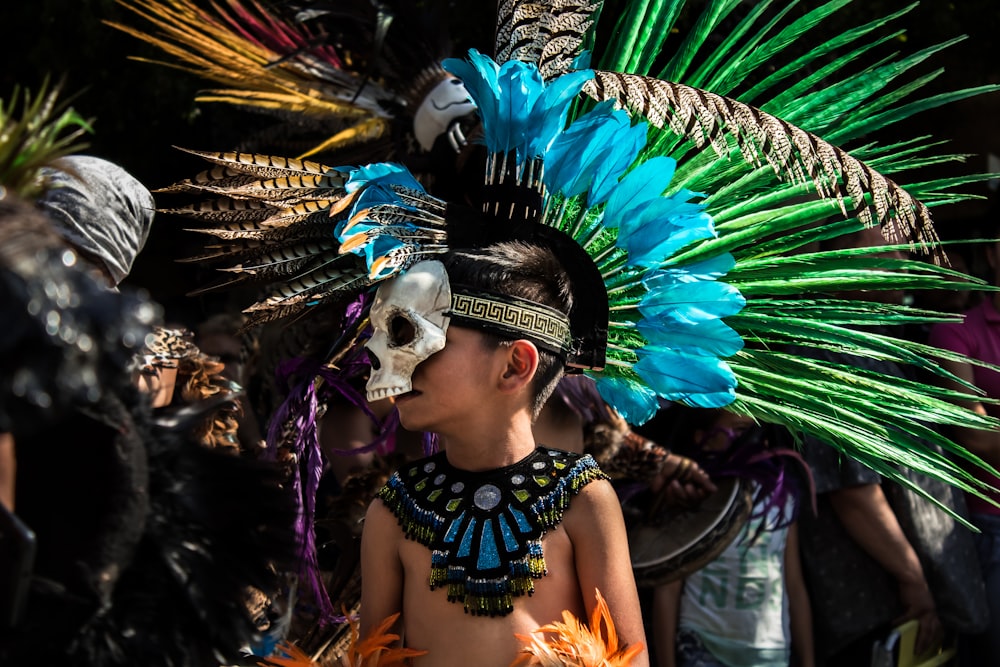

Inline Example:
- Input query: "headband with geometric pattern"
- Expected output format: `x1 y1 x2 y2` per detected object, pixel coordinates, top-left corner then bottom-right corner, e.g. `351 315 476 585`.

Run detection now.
449 287 572 358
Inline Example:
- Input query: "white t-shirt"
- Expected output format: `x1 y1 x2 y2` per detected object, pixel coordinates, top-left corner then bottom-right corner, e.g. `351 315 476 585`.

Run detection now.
678 490 794 667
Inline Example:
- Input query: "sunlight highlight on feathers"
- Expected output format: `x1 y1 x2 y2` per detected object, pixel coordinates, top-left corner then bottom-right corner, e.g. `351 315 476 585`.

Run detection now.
511 590 644 667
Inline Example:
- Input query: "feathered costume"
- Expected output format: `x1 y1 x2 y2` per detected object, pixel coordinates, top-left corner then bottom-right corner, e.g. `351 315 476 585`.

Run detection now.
161 0 1000 499
0 81 299 667
137 325 247 451
106 0 477 171
118 0 1000 662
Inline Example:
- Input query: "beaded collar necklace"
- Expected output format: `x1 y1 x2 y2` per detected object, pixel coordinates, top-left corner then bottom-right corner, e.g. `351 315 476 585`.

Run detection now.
377 446 607 616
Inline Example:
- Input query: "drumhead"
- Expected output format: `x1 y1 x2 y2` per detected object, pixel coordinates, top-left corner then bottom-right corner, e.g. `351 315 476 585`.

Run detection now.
627 476 752 587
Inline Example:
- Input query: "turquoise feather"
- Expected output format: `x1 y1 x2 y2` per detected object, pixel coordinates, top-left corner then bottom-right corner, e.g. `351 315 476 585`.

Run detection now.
603 157 677 226
616 194 715 266
543 102 644 201
637 318 744 358
634 347 737 408
591 374 660 424
637 278 745 325
443 50 592 159
344 162 416 192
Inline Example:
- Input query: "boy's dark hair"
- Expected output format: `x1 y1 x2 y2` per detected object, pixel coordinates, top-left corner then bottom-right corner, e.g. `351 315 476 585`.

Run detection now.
442 241 573 416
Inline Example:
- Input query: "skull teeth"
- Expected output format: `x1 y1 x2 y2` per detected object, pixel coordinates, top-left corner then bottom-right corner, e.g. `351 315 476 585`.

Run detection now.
367 386 411 401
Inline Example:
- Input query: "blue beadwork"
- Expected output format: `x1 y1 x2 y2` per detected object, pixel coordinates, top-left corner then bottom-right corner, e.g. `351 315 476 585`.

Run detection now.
498 514 518 552
444 510 466 544
457 517 477 557
509 506 532 533
376 447 607 617
478 520 501 570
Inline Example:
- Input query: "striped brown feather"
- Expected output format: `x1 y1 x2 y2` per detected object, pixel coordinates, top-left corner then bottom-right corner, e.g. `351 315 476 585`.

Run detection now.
536 1 601 79
582 70 941 259
159 199 275 223
154 167 259 194
495 0 600 80
174 148 343 180
220 174 349 203
495 0 541 65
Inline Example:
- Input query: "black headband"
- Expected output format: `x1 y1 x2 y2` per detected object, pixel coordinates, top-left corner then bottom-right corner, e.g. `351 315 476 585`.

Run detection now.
445 199 609 371
448 286 572 358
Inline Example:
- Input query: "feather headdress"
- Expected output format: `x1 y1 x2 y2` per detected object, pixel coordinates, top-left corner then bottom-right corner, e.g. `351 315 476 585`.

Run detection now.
106 0 475 164
161 0 1000 591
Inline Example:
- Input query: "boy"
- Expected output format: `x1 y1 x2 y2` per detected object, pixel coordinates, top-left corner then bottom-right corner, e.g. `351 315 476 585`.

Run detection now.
359 242 650 667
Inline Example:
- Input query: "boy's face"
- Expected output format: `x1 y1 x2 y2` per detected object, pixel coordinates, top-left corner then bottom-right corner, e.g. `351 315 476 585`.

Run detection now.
393 325 507 434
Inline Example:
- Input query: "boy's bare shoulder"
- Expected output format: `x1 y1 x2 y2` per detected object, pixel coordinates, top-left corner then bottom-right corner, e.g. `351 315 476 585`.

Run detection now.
363 495 401 539
563 475 626 533
569 474 619 508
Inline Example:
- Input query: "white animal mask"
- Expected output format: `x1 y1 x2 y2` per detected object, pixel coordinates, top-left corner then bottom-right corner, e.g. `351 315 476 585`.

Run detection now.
365 260 452 401
412 76 476 152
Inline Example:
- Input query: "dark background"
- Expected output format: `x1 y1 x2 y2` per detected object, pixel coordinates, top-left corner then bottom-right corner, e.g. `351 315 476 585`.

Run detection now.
5 0 1000 324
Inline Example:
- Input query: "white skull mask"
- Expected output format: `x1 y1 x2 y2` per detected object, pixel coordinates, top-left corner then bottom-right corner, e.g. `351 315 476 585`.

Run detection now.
365 260 452 401
412 76 476 152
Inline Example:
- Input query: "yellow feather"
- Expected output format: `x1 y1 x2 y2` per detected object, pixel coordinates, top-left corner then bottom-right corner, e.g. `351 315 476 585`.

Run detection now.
297 119 389 159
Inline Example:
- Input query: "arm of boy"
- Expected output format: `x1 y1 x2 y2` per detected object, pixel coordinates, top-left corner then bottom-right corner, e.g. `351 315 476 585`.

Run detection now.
359 498 405 642
651 580 682 667
783 522 815 667
565 478 650 667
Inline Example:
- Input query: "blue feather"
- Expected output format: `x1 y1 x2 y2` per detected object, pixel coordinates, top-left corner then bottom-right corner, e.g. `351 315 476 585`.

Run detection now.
526 69 594 157
543 101 619 198
590 117 647 204
346 163 418 193
616 196 714 266
445 50 592 159
500 62 541 153
651 254 738 282
638 279 745 324
604 157 677 227
543 102 645 203
634 347 737 407
637 318 744 357
592 374 660 424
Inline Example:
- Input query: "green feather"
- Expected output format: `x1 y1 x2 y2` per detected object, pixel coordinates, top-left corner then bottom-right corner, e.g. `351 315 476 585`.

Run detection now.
0 78 92 199
657 0 744 84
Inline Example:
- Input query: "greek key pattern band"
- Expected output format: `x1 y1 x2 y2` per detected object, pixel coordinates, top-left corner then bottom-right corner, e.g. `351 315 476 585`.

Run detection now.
450 292 571 353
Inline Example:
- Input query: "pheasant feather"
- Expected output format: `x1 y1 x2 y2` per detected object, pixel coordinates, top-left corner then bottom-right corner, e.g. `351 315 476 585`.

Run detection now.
582 70 940 259
496 0 602 80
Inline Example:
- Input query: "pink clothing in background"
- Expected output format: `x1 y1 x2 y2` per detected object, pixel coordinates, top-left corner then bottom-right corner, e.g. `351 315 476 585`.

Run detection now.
929 298 1000 515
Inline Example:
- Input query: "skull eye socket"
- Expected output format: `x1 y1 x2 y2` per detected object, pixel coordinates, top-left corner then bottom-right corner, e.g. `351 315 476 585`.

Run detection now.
389 314 416 346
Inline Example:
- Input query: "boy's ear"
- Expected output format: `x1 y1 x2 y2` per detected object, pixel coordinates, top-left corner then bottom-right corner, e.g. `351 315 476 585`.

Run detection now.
499 340 539 392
